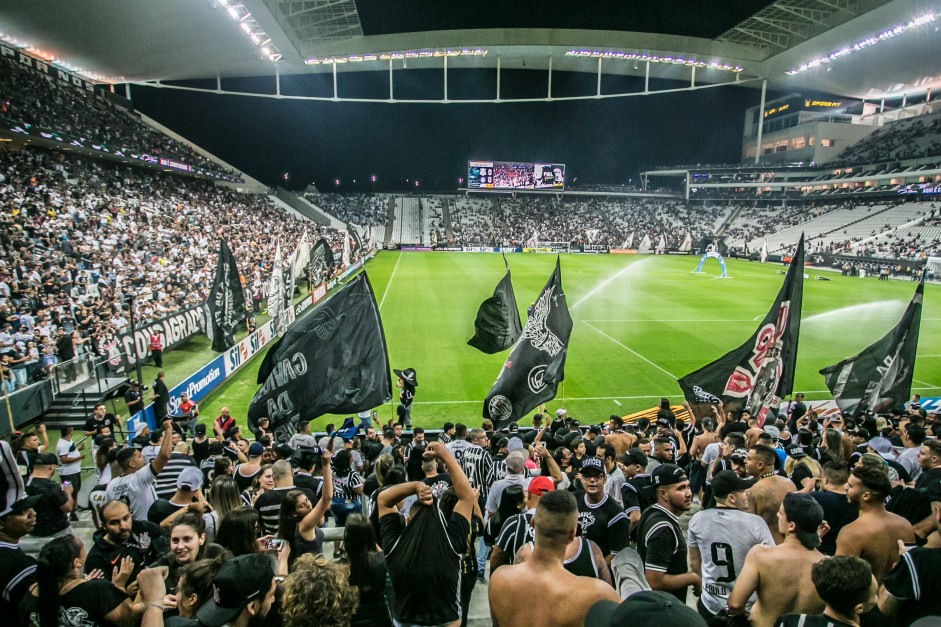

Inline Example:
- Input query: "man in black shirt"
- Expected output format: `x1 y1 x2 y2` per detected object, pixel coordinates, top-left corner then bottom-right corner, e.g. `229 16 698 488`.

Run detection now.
619 448 654 531
574 457 630 566
879 482 941 625
24 453 72 537
636 463 699 601
378 442 474 626
0 441 41 627
85 499 167 586
123 381 143 426
84 403 119 438
152 370 169 424
808 462 857 556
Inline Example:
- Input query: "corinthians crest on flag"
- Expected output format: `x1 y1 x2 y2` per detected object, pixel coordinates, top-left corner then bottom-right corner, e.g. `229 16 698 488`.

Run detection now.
678 235 805 425
483 257 572 430
248 272 392 442
206 239 247 352
467 255 523 354
820 277 924 417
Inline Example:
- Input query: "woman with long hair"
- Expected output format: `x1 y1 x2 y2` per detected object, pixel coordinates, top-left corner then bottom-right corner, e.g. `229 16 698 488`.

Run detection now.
816 429 846 466
364 453 394 496
172 558 223 621
785 445 823 488
22 534 138 627
277 450 333 567
206 475 241 537
369 464 407 547
149 512 226 595
215 507 262 557
344 513 392 627
94 438 116 487
331 449 364 559
240 463 274 507
483 485 524 547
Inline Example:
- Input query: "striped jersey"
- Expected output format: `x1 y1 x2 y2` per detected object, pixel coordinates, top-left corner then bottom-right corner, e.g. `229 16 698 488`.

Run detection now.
154 453 197 500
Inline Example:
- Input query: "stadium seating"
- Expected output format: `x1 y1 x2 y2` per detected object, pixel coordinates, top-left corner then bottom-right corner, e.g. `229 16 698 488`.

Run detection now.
831 109 941 166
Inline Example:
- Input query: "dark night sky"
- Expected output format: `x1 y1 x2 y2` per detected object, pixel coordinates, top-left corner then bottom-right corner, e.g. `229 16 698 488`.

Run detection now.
127 69 768 192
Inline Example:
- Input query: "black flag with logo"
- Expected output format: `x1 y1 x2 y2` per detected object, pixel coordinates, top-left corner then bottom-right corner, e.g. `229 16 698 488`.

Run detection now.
468 256 522 354
206 239 247 352
308 238 335 286
483 257 572 430
248 272 392 442
678 235 805 425
348 226 363 256
820 277 924 417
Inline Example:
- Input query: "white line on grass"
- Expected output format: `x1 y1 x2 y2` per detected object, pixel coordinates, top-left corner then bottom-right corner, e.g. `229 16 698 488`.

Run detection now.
581 321 679 380
584 319 758 323
378 252 402 311
914 378 936 388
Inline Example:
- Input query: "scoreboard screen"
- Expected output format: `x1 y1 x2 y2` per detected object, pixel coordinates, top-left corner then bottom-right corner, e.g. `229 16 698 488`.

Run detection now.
468 161 565 190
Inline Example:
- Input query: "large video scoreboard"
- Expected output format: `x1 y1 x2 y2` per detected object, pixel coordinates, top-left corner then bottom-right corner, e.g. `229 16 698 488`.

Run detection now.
468 160 565 190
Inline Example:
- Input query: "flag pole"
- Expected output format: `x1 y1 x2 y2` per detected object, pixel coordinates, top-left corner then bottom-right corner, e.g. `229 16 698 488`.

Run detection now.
2 382 14 434
561 380 565 410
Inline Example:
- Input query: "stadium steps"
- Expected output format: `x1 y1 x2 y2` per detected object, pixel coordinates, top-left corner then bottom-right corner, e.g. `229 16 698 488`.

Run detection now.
42 377 130 431
442 199 455 241
715 205 742 237
288 192 347 230
384 197 396 245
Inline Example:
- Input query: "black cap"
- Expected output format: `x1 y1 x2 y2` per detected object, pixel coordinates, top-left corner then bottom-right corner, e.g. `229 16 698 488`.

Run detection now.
730 447 749 462
656 417 672 427
711 470 751 498
194 423 207 436
618 448 648 468
785 443 806 459
651 463 688 487
197 554 275 627
34 452 59 466
507 421 519 434
274 443 294 459
585 591 707 627
580 457 605 475
783 492 824 549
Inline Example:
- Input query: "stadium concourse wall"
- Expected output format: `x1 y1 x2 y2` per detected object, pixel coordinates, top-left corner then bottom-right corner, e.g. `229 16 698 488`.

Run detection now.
125 253 375 436
398 244 684 254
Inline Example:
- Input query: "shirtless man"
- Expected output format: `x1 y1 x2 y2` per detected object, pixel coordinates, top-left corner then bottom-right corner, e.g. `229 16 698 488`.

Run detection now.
489 490 620 627
744 415 765 449
727 493 827 627
836 465 915 584
746 444 796 544
689 415 720 500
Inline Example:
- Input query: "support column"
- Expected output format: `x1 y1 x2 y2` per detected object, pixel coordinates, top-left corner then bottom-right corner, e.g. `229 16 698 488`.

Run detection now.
755 79 767 165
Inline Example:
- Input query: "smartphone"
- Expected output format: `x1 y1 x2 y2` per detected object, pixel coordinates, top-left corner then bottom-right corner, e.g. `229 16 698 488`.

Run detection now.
265 538 285 551
61 481 71 489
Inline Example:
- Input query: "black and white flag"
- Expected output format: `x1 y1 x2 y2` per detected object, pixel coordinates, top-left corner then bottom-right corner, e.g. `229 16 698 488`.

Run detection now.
206 239 247 352
678 235 805 425
248 272 392 441
308 238 335 286
483 257 572 430
468 256 522 354
268 241 286 335
820 277 924 417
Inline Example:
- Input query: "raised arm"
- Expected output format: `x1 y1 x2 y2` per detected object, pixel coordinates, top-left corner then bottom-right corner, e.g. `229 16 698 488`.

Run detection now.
377 481 429 518
534 443 563 485
426 441 474 521
150 420 174 475
299 450 334 535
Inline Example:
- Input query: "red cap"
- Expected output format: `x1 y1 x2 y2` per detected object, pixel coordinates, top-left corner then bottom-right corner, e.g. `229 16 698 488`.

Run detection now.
528 476 555 496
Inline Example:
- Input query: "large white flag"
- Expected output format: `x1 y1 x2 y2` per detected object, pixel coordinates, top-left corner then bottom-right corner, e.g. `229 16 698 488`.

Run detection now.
268 241 285 335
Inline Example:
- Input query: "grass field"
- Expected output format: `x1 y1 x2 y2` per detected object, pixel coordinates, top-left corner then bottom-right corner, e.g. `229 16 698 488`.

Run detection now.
196 251 941 431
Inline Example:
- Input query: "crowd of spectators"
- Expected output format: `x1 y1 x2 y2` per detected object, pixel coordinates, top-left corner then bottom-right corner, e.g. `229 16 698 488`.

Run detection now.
0 145 345 387
0 54 238 181
304 193 388 227
4 394 941 626
831 110 941 166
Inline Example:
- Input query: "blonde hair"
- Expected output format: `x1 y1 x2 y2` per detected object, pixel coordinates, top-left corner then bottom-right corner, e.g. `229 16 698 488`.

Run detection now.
785 455 822 480
281 554 359 627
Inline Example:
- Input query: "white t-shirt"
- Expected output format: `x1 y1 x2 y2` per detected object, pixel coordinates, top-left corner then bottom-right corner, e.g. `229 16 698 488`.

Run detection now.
55 438 82 476
106 463 157 520
687 507 775 615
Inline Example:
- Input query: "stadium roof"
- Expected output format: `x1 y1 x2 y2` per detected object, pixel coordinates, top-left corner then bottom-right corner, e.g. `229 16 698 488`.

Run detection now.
0 0 939 99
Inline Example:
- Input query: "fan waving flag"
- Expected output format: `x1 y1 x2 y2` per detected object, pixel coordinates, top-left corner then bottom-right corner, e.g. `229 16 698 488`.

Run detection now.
483 257 573 430
268 241 286 336
248 272 392 442
678 235 805 425
206 239 247 352
820 277 924 417
308 238 335 287
468 256 523 354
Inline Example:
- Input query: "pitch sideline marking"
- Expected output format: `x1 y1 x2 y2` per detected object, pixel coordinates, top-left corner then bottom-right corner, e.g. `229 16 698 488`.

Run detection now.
581 320 678 380
378 252 402 311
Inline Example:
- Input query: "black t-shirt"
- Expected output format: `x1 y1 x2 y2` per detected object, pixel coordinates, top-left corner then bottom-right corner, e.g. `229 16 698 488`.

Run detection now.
191 438 210 464
422 473 452 499
24 476 69 537
636 504 688 602
0 544 36 627
915 466 941 491
20 578 127 627
294 473 323 497
380 505 469 626
153 379 169 418
621 474 656 518
886 485 931 527
83 414 117 436
881 546 941 626
56 334 75 360
574 491 630 557
234 464 261 492
809 490 858 556
147 499 186 526
776 614 855 627
123 389 142 412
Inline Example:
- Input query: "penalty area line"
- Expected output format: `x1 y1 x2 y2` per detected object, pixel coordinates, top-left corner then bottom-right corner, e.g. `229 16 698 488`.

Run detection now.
582 320 678 381
378 252 402 311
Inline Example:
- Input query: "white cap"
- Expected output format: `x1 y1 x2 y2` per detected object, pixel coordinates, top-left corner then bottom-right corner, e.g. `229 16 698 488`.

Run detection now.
556 408 566 417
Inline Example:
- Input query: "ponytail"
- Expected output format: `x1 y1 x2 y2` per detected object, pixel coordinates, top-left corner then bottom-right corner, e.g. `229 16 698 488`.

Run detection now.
35 535 81 627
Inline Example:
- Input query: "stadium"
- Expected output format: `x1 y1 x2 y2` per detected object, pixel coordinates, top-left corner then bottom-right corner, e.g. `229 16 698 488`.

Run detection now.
2 1 941 626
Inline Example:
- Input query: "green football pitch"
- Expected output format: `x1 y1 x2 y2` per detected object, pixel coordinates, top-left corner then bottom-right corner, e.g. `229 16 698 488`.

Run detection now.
198 251 941 431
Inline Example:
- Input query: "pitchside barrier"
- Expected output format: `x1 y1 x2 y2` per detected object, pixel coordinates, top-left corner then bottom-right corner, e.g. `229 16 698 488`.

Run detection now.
126 252 375 435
